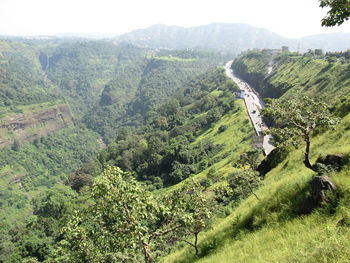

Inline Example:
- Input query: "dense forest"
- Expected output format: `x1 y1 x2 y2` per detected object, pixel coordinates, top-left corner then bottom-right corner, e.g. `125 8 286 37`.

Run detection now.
0 39 231 261
0 34 349 263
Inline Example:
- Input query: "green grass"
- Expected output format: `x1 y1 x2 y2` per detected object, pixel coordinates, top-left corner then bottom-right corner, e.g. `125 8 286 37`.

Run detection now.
154 99 253 196
147 55 197 62
164 111 350 263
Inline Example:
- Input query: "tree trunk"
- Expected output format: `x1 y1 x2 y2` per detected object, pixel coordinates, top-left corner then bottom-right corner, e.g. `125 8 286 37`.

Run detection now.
143 245 151 263
303 134 316 172
194 232 199 256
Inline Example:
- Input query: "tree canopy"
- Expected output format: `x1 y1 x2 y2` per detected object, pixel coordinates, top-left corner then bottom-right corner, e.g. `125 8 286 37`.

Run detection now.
261 95 338 172
320 0 350 26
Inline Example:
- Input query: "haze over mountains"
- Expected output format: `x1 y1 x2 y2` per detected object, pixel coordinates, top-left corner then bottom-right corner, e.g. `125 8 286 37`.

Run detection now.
2 23 349 54
115 23 350 53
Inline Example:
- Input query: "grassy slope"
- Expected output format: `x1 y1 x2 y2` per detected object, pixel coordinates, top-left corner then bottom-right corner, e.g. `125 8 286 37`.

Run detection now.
194 99 253 179
233 52 350 100
155 91 254 197
165 58 350 262
165 110 350 263
270 56 350 101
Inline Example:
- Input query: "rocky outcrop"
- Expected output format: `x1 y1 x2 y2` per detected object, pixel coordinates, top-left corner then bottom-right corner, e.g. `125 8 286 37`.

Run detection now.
299 175 337 215
316 154 345 171
0 104 74 148
309 175 337 200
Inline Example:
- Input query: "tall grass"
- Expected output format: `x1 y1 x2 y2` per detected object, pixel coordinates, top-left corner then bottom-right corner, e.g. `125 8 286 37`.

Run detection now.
164 113 350 263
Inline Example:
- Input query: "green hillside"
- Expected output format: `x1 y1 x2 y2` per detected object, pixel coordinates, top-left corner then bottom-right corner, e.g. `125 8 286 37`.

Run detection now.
0 41 349 263
0 39 228 262
232 49 350 100
164 50 350 263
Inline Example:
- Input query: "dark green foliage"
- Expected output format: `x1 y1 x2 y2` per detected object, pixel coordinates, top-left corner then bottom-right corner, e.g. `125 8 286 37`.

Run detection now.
213 185 234 205
0 42 63 116
0 40 235 262
50 167 211 263
218 124 228 133
81 49 222 143
0 126 100 260
231 50 272 95
234 149 263 171
199 238 218 258
257 146 289 177
11 140 20 151
77 67 234 187
6 184 80 262
45 41 147 117
320 0 350 26
227 170 262 201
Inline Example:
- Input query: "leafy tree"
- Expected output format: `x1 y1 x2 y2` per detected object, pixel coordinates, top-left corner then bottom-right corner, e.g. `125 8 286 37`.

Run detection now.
53 166 190 263
227 170 262 201
175 180 213 256
282 46 289 53
11 139 21 152
315 49 324 57
261 96 339 172
320 0 350 26
235 149 263 171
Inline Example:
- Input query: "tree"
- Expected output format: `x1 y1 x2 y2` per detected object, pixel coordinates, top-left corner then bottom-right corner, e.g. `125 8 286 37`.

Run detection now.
314 49 324 57
261 96 339 172
282 46 289 53
174 180 212 256
52 166 189 263
320 0 350 26
235 149 263 171
227 170 261 201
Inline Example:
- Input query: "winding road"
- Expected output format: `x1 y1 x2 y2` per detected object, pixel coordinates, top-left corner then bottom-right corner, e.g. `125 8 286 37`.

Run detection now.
225 61 274 155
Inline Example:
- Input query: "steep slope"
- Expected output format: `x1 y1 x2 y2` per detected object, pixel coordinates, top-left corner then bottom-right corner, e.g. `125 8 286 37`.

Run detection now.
83 50 224 142
73 67 251 189
165 51 350 263
2 66 258 262
44 41 148 117
0 104 74 149
0 40 76 146
232 49 350 100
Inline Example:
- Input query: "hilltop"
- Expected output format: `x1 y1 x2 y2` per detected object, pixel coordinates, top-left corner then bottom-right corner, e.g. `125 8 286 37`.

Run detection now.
115 23 350 54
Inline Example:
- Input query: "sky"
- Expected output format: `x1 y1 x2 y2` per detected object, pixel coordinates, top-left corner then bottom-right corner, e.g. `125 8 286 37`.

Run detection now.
0 0 350 38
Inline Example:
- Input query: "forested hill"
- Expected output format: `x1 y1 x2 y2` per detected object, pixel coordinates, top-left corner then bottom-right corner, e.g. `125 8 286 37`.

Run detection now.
164 50 350 262
0 39 227 262
115 23 350 54
1 37 350 263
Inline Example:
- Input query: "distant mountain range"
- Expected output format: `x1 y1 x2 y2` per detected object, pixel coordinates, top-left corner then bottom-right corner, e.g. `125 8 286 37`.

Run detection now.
1 23 349 53
114 23 350 54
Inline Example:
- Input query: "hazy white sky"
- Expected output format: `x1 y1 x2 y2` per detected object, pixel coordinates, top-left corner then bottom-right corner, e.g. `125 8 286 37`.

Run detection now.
1 0 350 38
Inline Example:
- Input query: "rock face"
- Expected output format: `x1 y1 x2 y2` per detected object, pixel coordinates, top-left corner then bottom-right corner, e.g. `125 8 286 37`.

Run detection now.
0 104 74 148
299 175 337 215
309 175 337 200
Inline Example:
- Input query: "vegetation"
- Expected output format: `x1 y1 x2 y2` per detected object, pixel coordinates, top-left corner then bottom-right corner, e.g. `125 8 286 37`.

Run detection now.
261 95 339 172
0 43 242 262
1 37 349 263
320 0 350 26
50 167 213 263
165 51 350 263
232 49 350 100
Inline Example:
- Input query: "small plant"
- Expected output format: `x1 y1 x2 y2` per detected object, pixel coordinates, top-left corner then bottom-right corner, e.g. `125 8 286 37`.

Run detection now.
218 124 228 133
199 238 218 257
